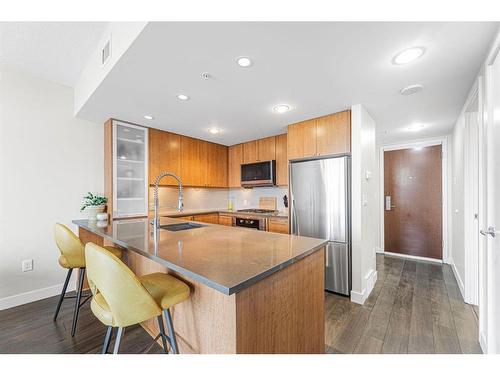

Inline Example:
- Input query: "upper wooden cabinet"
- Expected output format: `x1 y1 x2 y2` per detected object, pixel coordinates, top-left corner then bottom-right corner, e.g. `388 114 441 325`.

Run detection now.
257 136 276 161
243 136 276 163
287 110 351 160
275 134 288 186
180 136 208 187
207 142 228 188
316 111 351 156
150 129 228 188
228 144 243 188
148 128 181 185
243 140 258 164
287 119 317 160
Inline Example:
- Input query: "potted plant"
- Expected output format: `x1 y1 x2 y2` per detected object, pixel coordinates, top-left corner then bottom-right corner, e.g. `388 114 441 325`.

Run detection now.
80 192 108 221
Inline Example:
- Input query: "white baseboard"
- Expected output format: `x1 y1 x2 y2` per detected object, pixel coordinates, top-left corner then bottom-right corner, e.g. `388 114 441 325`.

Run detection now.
449 257 466 300
375 246 384 254
350 269 377 305
0 282 75 311
350 289 366 304
384 251 443 264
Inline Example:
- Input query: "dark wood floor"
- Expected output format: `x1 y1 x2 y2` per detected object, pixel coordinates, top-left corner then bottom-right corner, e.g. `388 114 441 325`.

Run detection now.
0 254 481 354
0 291 163 354
325 254 482 354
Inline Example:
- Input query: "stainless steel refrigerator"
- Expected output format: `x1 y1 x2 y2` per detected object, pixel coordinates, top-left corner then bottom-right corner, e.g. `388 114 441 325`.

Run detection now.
290 156 351 295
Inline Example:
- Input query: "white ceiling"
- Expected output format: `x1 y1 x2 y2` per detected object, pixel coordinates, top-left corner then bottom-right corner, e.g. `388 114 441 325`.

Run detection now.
0 22 108 87
4 22 498 145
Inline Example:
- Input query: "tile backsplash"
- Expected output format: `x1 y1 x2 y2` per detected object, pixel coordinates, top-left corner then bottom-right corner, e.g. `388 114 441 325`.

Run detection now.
229 187 289 211
149 186 289 212
148 187 229 211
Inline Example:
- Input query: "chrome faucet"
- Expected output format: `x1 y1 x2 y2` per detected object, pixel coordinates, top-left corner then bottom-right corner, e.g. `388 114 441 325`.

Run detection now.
152 172 183 231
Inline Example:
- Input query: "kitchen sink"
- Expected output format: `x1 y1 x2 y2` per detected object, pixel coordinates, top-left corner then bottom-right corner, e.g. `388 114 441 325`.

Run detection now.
159 222 206 232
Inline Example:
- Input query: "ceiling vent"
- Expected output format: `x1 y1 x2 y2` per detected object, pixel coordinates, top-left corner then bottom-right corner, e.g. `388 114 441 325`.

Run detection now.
101 38 111 66
400 84 424 96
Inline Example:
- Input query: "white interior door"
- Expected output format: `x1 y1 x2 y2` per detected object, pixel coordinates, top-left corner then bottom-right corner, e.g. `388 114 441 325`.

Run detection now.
481 51 500 354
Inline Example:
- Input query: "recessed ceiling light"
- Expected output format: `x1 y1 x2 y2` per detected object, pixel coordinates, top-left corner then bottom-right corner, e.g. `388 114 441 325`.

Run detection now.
237 57 252 67
177 94 189 101
406 123 426 132
413 147 423 151
400 84 424 96
273 104 291 113
144 115 154 120
208 127 220 134
392 47 425 65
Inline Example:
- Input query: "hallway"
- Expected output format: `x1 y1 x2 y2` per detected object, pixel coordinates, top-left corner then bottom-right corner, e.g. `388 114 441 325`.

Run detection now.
325 254 482 354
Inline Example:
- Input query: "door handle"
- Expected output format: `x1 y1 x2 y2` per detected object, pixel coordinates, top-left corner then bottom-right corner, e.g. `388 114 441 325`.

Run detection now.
480 226 497 238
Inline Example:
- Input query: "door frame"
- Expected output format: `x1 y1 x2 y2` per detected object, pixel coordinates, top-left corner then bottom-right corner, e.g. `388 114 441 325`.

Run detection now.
462 83 480 307
378 136 450 263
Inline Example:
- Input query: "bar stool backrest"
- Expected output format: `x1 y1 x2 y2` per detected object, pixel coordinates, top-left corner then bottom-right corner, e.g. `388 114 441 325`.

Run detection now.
85 242 161 327
54 223 84 268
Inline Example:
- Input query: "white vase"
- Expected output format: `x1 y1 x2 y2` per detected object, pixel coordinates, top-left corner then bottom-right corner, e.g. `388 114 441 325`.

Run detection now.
83 205 106 221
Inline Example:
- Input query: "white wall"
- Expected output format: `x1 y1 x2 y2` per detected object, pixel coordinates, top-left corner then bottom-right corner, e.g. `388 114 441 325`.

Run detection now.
0 66 104 309
350 104 379 304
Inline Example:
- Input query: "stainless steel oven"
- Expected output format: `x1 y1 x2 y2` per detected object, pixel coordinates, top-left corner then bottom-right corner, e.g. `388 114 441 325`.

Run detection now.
234 216 267 230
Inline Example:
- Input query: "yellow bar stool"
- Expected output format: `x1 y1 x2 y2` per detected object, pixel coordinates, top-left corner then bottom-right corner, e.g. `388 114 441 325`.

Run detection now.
85 242 190 354
53 223 123 336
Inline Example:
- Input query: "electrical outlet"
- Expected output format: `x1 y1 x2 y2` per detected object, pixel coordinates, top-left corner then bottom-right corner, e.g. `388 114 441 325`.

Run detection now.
21 259 33 272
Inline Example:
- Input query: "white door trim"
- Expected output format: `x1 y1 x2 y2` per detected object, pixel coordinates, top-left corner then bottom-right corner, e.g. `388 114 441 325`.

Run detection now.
379 136 450 263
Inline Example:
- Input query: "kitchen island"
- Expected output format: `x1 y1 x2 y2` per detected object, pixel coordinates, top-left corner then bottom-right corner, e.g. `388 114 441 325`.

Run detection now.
73 217 327 354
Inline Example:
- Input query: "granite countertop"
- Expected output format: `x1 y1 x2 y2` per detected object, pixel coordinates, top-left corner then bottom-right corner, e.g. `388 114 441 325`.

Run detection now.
73 217 325 295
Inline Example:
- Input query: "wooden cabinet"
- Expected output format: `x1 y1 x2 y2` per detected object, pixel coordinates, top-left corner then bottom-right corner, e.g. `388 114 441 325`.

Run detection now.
287 110 351 160
243 137 276 163
177 215 194 221
180 137 208 187
218 214 233 226
228 144 243 188
316 111 351 156
243 140 258 164
193 213 219 224
257 136 276 161
207 143 228 187
149 128 181 185
268 217 289 234
275 134 288 186
287 119 317 160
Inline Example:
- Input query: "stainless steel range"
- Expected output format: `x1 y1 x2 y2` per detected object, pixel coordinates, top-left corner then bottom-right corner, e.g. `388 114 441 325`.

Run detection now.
233 209 278 230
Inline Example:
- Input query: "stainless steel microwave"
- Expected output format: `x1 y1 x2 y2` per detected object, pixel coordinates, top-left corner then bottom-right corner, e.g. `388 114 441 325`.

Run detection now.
240 160 276 187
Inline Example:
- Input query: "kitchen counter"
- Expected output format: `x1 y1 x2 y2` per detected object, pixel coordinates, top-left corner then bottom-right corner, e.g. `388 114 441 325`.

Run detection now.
73 217 322 294
151 208 289 219
73 217 325 353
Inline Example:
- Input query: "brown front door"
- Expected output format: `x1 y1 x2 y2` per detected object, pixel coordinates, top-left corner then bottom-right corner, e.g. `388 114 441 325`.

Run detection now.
384 145 443 259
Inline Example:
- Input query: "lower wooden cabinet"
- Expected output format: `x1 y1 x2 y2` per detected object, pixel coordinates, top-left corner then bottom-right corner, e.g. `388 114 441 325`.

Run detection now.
192 213 219 224
218 214 233 227
268 218 289 234
177 215 194 221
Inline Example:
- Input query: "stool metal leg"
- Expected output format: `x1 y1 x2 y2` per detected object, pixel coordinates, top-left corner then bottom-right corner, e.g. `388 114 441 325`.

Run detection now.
71 267 85 337
164 309 179 354
53 268 73 321
102 326 114 354
157 315 169 354
113 327 124 354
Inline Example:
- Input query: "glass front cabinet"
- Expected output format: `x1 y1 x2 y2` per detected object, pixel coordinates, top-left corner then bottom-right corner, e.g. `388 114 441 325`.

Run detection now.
112 121 149 218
